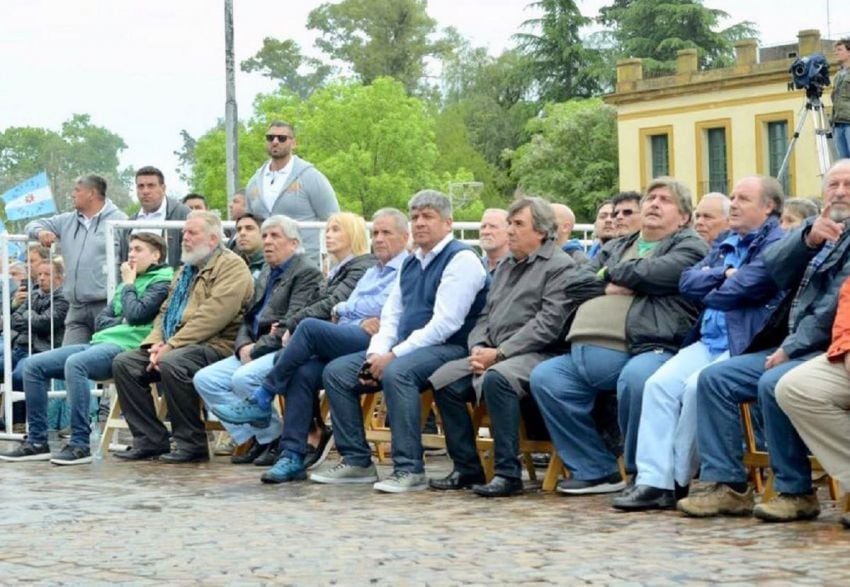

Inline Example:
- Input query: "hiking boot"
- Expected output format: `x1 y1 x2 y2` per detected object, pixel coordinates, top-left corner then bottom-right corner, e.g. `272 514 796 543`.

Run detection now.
677 483 754 517
310 460 379 484
373 470 428 493
0 441 51 462
753 493 821 522
211 399 271 428
50 444 93 466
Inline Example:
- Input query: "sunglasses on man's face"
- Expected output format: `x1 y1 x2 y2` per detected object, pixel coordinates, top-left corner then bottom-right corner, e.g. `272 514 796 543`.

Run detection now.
613 209 636 218
266 134 292 143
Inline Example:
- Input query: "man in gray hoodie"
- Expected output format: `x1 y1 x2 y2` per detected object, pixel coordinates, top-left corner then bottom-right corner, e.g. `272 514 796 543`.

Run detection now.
244 121 339 267
26 174 128 346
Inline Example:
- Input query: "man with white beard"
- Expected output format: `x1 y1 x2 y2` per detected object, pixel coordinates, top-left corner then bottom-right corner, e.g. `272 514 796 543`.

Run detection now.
111 211 254 463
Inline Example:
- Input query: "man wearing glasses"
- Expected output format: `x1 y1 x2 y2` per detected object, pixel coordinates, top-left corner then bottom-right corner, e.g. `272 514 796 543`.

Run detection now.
245 121 339 267
612 191 642 238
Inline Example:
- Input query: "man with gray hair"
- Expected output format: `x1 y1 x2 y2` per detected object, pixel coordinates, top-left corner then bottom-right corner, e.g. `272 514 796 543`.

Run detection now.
693 192 731 244
192 214 323 466
26 174 128 345
312 190 488 492
479 208 509 272
531 177 708 494
428 197 598 497
111 211 254 463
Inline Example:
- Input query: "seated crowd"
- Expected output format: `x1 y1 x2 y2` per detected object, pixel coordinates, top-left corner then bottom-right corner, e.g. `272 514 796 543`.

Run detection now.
2 159 850 531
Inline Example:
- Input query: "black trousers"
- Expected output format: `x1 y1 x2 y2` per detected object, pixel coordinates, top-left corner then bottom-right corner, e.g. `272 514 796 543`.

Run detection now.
112 344 226 453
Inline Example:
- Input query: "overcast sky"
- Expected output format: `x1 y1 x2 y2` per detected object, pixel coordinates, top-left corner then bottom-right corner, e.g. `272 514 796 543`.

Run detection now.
1 0 847 196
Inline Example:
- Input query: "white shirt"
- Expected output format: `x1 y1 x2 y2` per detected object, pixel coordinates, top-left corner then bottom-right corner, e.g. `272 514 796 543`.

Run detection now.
368 233 487 358
262 158 294 213
132 197 168 235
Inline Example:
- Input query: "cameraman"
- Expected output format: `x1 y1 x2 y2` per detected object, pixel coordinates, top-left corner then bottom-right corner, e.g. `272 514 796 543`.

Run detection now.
833 38 850 159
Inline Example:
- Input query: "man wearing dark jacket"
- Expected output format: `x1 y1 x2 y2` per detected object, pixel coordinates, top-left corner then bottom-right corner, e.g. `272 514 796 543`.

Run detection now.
530 177 707 495
679 159 850 522
614 176 785 511
193 215 323 464
120 166 190 268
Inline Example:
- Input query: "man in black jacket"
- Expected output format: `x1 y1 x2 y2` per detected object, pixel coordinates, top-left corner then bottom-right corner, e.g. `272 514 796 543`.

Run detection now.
530 177 708 495
120 166 190 268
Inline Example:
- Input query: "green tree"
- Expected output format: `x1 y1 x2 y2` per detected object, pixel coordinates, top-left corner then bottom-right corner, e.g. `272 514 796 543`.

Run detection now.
513 0 606 101
508 98 619 221
599 0 758 75
240 37 332 99
0 115 133 221
307 0 454 94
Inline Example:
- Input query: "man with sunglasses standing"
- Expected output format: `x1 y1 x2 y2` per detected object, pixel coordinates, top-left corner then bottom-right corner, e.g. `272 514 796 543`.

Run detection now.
245 121 339 267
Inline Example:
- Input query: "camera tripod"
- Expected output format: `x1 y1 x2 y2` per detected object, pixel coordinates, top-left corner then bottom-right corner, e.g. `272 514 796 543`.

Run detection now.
777 88 835 182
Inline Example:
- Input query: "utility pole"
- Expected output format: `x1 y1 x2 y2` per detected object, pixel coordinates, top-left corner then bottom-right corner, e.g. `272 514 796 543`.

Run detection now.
224 0 239 216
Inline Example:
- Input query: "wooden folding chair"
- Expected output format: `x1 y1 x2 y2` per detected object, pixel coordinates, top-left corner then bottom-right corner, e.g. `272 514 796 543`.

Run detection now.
740 401 841 502
361 389 445 462
100 381 168 453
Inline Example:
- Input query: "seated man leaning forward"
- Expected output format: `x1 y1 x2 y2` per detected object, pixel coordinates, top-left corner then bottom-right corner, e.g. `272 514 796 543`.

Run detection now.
310 190 488 493
428 197 598 497
192 215 323 465
678 159 850 522
212 208 410 483
0 234 173 464
530 177 707 495
612 176 785 511
111 211 254 463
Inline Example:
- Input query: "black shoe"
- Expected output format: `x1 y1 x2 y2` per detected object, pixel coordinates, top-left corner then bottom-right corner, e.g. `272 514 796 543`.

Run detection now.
159 449 209 464
113 446 170 461
531 453 551 468
612 484 676 511
472 475 524 497
429 470 486 491
253 443 280 467
304 426 334 470
230 439 268 465
675 482 690 500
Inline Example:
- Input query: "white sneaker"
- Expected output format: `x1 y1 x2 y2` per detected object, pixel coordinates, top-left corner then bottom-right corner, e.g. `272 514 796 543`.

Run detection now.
310 460 378 484
373 470 428 493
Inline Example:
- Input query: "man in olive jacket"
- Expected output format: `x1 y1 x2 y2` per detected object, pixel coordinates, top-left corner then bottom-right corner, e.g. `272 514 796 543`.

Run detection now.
428 197 598 497
530 177 708 494
112 211 254 463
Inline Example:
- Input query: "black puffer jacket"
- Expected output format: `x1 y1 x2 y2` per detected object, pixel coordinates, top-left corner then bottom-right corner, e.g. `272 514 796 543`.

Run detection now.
9 287 70 352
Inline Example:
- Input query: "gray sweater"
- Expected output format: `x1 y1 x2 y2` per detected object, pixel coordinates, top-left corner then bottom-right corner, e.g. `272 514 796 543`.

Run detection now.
26 199 128 304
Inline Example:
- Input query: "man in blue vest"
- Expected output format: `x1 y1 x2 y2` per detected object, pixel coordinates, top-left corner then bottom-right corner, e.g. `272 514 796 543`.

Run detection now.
310 190 489 493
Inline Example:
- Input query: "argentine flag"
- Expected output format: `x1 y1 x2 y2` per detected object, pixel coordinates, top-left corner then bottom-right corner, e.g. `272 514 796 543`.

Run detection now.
2 172 57 221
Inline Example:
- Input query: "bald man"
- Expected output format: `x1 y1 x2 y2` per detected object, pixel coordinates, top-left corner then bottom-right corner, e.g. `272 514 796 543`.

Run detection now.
551 203 588 264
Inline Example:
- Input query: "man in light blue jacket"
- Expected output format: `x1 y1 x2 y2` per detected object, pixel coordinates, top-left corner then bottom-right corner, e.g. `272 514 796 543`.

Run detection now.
26 174 128 345
244 121 339 267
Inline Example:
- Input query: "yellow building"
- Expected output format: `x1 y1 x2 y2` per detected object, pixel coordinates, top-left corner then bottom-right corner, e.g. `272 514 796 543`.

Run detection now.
605 29 838 200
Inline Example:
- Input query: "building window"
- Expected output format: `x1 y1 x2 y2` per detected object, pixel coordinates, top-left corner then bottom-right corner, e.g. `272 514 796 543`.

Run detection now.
755 111 794 196
706 128 728 193
650 135 669 178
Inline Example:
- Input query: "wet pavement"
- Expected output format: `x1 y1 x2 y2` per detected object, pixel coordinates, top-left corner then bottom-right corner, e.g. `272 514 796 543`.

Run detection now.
1 441 849 585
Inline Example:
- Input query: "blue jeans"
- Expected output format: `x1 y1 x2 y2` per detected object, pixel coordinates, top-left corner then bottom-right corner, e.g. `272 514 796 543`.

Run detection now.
616 349 673 474
635 341 728 489
323 344 467 473
23 343 122 447
193 352 279 445
262 318 371 460
834 123 850 159
697 348 815 493
530 344 632 480
0 345 29 392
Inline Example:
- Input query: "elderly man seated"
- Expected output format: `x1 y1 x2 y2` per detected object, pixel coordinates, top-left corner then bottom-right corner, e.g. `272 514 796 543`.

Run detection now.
613 176 785 510
551 202 588 263
192 215 323 465
777 263 850 530
478 208 509 273
110 211 254 463
212 208 410 483
693 192 730 245
310 190 488 493
530 178 707 494
679 160 850 521
428 197 597 497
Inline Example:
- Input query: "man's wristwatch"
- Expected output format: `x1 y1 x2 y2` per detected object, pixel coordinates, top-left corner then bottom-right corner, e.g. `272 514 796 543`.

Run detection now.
495 347 507 363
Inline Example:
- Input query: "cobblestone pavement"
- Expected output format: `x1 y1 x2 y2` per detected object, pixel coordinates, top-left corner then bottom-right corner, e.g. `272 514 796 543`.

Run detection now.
1 441 849 585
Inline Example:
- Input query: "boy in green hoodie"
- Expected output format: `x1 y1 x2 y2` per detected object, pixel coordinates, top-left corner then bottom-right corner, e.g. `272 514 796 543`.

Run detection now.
0 233 174 465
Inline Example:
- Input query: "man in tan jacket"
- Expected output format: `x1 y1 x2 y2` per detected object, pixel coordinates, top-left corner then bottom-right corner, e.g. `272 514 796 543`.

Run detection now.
112 211 254 463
